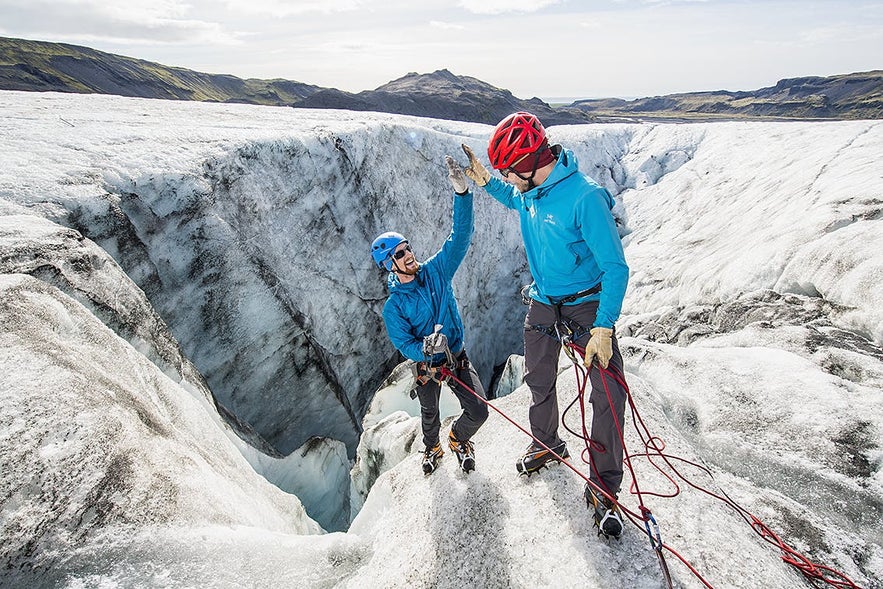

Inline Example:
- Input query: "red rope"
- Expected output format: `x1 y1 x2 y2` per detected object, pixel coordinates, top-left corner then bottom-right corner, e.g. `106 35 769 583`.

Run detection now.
441 364 692 587
440 342 865 588
563 341 863 589
440 367 598 486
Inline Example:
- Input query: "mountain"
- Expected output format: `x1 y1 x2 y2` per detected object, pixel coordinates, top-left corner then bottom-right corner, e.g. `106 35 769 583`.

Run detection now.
572 70 883 121
0 37 587 123
296 68 593 125
5 36 880 123
0 36 321 105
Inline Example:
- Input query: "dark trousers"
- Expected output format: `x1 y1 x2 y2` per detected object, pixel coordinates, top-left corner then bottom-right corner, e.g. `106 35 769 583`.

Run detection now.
524 300 628 496
415 352 488 449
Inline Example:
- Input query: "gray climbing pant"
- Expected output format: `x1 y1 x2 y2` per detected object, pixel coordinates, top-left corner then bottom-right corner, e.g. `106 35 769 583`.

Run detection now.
415 350 488 449
524 299 627 495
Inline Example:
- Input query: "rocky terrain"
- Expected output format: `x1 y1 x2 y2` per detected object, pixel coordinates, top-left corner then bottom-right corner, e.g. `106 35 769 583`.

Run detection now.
2 36 880 123
0 37 320 105
572 70 883 121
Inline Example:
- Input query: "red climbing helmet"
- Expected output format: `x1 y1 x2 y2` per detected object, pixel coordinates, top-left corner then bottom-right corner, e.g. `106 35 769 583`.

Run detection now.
487 111 547 170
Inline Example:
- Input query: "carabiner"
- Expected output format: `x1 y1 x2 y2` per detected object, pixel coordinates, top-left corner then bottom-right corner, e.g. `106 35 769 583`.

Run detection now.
643 511 664 553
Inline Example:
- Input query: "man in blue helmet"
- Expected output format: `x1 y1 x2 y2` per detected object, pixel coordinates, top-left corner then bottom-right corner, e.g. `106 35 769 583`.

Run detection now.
371 156 488 475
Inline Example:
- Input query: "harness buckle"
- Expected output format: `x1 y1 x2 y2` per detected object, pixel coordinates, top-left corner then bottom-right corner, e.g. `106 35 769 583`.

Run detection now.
413 345 464 391
520 284 532 306
554 321 573 344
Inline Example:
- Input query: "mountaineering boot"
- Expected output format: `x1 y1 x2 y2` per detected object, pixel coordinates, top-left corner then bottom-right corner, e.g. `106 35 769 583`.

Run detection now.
516 441 569 475
585 484 624 539
449 430 475 473
422 443 444 475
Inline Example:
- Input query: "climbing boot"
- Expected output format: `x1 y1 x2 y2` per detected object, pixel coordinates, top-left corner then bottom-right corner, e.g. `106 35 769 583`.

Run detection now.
422 443 444 475
516 441 569 475
585 484 624 539
449 430 475 473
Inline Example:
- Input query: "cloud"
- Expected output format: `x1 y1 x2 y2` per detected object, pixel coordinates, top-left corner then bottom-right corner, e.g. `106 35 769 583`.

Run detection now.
2 0 192 22
456 0 562 15
0 0 241 45
798 23 883 45
430 20 466 30
220 0 363 17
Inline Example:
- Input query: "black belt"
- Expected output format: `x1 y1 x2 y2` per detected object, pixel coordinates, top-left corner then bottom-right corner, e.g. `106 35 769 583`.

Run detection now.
526 284 601 344
528 319 591 343
549 283 602 306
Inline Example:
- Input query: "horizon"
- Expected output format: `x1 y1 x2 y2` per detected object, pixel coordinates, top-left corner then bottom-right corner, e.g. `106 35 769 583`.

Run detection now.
0 1 880 99
3 33 879 105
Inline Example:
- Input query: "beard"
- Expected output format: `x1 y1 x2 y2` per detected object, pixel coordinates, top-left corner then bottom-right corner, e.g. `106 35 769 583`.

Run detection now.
394 258 419 275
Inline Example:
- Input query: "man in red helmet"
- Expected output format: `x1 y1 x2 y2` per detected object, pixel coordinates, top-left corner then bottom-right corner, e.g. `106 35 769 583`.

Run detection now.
460 112 629 538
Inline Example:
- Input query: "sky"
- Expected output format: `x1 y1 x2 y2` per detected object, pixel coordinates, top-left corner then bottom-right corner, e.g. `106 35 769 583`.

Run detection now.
1 0 881 100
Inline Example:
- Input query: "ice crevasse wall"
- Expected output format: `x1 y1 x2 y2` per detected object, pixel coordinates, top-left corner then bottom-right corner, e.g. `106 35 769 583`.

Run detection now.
2 93 881 534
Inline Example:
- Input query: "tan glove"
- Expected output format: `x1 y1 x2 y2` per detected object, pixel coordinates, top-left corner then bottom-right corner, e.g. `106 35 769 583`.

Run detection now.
445 155 468 194
461 144 491 187
583 327 613 369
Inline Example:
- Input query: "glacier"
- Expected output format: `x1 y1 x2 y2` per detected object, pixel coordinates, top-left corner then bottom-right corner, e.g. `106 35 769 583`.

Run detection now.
0 90 881 588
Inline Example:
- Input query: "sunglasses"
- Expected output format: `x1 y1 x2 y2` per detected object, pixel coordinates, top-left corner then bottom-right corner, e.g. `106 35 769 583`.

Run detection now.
500 153 530 179
392 244 412 260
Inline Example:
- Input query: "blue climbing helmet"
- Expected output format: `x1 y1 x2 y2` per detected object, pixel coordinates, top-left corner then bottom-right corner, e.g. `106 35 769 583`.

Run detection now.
371 231 408 271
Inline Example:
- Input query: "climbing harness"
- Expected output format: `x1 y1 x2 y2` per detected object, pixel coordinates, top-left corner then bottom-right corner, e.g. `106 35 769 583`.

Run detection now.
409 324 470 396
523 283 602 348
520 283 601 307
411 353 469 388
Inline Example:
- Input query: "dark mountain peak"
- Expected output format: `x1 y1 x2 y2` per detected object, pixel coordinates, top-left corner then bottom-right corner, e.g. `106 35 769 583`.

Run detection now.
2 36 879 123
300 68 589 125
390 68 457 82
374 68 508 96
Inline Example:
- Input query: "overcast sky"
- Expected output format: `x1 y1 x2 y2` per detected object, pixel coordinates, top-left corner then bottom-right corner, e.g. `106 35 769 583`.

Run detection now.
1 0 880 100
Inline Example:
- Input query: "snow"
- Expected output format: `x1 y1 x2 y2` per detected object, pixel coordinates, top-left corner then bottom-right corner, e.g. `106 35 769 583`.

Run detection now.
0 273 321 583
1 90 881 587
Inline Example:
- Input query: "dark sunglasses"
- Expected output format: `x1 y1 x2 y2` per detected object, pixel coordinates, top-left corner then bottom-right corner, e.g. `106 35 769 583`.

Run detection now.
392 244 412 260
500 154 532 179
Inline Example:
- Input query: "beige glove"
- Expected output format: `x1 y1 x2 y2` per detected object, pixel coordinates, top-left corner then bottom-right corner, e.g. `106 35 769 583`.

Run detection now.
461 144 491 187
445 155 468 194
583 327 613 369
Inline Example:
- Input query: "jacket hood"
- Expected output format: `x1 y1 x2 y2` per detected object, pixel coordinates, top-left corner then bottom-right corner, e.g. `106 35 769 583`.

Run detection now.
386 266 421 292
523 146 580 206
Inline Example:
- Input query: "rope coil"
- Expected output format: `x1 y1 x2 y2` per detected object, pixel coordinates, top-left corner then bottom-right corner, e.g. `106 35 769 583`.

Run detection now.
437 338 864 589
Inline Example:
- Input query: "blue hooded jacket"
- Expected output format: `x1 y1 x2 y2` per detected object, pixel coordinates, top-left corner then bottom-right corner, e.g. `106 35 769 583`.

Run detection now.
381 191 474 363
484 147 629 328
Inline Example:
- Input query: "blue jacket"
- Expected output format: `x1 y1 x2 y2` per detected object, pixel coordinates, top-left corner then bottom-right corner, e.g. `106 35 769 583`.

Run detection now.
484 147 629 328
382 191 474 363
